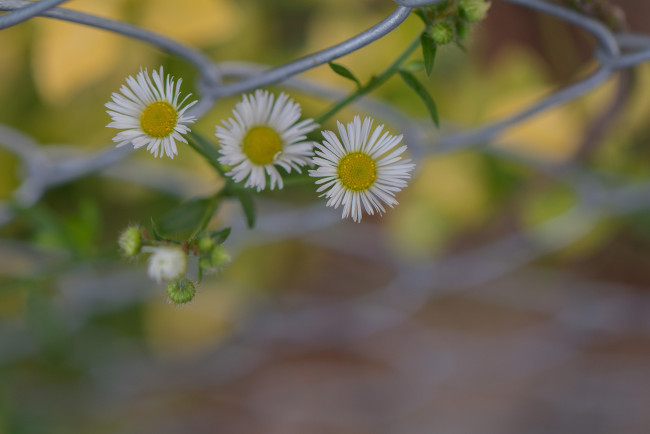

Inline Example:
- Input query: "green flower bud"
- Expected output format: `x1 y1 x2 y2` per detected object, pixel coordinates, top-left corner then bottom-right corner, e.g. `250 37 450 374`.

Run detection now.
199 257 212 271
430 22 454 45
459 0 490 22
197 236 213 253
210 245 231 269
118 226 141 257
166 278 196 305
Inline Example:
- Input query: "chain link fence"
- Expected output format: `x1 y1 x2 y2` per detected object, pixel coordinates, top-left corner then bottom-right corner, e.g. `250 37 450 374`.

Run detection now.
1 0 650 432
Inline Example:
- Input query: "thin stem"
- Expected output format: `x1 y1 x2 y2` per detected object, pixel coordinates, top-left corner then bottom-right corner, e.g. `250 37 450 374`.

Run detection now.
186 131 228 176
188 191 224 242
316 36 421 125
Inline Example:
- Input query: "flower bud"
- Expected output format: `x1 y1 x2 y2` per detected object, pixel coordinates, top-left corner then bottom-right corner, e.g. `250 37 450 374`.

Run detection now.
145 246 187 283
210 245 231 269
430 22 454 45
459 0 490 22
166 279 196 305
197 236 213 253
118 226 141 257
199 257 212 271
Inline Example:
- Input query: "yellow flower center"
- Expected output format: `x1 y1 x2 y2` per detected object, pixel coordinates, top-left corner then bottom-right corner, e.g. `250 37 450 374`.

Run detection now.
140 102 177 138
242 126 283 166
337 152 377 192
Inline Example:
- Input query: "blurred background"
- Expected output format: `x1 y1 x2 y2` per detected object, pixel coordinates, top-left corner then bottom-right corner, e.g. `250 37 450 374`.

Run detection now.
1 0 650 433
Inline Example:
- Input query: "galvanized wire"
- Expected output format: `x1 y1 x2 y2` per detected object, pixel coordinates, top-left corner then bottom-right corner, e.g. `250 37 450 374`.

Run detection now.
1 0 650 430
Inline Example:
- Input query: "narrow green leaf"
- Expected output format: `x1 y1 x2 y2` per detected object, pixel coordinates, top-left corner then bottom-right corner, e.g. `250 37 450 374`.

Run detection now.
205 227 232 245
316 37 421 124
412 9 429 25
187 131 226 175
420 32 437 77
328 62 361 88
232 189 256 228
398 70 440 128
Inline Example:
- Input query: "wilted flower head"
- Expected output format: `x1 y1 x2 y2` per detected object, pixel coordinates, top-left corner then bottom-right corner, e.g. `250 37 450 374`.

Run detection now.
144 246 187 283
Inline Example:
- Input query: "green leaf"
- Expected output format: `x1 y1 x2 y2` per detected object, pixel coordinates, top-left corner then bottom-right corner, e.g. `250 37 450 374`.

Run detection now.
155 196 219 239
420 32 437 77
413 9 429 25
187 131 226 175
398 70 440 128
205 227 232 245
231 189 256 228
328 62 361 88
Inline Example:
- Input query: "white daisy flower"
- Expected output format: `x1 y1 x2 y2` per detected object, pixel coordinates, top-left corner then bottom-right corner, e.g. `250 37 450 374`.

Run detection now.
105 67 197 159
144 246 188 283
309 116 415 223
216 90 318 191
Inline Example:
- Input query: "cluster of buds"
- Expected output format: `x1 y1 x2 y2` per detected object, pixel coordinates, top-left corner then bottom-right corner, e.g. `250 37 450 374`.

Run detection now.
117 225 231 305
420 0 491 45
197 236 232 274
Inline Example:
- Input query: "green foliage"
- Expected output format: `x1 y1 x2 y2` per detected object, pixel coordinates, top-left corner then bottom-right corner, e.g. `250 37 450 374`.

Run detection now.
455 20 471 41
153 196 220 241
398 70 440 128
19 199 101 257
228 187 256 229
204 227 232 246
420 33 437 77
186 131 227 176
328 62 361 88
317 37 422 124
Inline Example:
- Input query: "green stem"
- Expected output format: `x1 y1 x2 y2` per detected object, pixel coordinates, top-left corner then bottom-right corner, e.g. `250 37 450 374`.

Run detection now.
186 131 228 176
188 188 225 242
316 36 422 125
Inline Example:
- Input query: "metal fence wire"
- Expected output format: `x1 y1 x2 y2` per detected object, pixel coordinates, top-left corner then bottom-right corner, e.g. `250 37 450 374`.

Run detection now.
1 0 650 433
